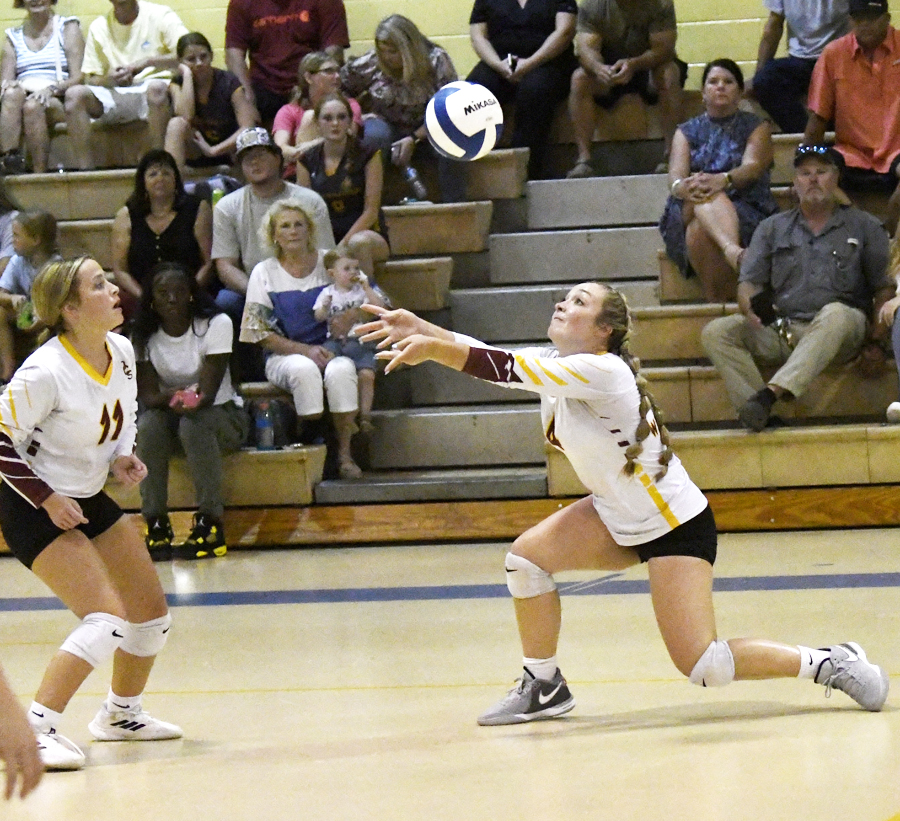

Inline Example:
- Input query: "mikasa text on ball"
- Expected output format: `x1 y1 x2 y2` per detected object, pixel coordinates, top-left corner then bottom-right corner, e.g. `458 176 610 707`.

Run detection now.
425 81 503 161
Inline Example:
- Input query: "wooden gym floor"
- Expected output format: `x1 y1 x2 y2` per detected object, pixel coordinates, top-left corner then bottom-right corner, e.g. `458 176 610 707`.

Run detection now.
1 527 899 821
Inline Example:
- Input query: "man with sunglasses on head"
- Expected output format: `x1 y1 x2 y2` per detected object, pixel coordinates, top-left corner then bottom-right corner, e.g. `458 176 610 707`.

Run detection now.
701 144 892 431
804 0 900 235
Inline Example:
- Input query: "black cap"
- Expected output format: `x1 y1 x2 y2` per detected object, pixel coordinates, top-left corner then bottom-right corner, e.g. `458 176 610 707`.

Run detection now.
793 144 844 168
849 0 888 16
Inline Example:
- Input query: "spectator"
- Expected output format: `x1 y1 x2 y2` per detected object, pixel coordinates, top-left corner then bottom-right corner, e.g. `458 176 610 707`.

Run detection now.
567 0 686 178
225 0 349 125
64 0 187 170
747 0 849 134
879 235 900 421
111 149 212 313
467 0 577 180
241 199 361 480
0 179 17 280
273 51 362 178
701 145 892 431
0 0 84 173
804 0 900 235
659 59 777 303
341 14 465 203
313 247 389 435
0 210 58 382
296 93 389 276
132 262 249 561
164 32 258 175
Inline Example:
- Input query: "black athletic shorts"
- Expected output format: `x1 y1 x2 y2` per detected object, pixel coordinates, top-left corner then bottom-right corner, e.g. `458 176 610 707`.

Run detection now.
633 503 717 566
0 481 124 569
593 56 689 109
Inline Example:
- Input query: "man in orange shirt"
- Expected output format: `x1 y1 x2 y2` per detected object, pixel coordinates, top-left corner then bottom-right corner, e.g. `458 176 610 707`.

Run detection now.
804 0 900 234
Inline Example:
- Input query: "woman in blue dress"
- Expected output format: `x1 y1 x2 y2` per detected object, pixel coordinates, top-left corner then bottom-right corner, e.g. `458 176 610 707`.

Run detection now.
659 59 777 303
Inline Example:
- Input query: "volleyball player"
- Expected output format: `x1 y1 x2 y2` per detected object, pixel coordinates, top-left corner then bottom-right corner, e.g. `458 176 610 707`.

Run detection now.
359 282 890 725
0 257 181 770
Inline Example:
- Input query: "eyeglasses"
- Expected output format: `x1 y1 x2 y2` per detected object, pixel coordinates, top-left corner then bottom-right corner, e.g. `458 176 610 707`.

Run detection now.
796 145 830 155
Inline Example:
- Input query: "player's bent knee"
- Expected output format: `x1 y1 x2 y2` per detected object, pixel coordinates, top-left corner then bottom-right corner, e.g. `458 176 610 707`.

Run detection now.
688 639 735 687
505 552 556 599
119 613 172 657
60 612 127 668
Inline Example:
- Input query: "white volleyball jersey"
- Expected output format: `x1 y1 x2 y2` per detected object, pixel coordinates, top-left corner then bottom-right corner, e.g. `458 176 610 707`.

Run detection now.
0 333 138 506
457 339 708 546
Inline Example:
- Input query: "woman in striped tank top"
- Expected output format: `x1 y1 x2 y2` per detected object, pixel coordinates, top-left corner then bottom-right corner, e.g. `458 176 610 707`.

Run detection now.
0 0 85 173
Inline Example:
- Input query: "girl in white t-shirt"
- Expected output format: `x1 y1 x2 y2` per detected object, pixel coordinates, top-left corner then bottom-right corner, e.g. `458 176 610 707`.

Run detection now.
359 281 890 725
131 261 248 561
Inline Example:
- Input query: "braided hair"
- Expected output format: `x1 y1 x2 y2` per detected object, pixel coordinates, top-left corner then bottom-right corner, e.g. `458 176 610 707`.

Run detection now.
596 285 674 481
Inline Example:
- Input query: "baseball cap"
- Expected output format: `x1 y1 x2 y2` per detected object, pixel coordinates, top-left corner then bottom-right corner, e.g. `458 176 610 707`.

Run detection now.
235 127 281 160
793 144 844 169
848 0 888 16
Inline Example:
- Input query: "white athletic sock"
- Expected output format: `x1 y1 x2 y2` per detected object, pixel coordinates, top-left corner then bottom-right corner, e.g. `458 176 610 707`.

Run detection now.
28 702 62 733
797 646 831 680
523 656 558 681
105 689 142 713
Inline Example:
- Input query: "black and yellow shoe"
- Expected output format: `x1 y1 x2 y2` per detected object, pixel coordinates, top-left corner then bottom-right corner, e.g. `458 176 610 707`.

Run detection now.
175 513 227 560
145 516 173 561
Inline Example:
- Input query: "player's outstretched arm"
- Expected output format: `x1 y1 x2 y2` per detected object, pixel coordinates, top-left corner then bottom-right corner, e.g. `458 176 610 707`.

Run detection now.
357 305 456 349
375 334 470 375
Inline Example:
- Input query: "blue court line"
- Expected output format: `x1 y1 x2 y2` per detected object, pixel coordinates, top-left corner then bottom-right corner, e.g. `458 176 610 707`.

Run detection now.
1 572 899 613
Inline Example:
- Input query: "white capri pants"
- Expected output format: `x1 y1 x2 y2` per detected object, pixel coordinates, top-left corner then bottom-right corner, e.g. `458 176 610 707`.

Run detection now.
265 353 359 417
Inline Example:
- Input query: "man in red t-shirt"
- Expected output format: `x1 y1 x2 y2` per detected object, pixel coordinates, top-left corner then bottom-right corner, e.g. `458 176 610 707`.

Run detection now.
225 0 349 124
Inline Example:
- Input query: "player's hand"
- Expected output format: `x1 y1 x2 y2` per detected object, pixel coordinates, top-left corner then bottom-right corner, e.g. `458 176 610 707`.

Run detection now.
374 334 436 373
355 305 428 349
41 493 88 530
110 454 148 488
0 685 43 800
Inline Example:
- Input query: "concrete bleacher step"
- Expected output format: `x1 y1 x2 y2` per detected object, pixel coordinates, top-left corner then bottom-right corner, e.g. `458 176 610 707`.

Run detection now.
49 121 152 171
375 256 453 311
526 174 668 230
59 218 113 269
314 465 546 504
547 423 900 496
489 225 662 285
368 404 543 470
384 201 493 256
105 445 326 510
448 287 729 353
465 148 529 201
7 169 131 221
658 250 704 303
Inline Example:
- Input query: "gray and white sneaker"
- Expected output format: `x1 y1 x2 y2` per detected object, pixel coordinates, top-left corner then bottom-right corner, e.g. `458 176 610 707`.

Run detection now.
477 669 574 726
815 642 890 712
36 730 85 770
89 705 183 741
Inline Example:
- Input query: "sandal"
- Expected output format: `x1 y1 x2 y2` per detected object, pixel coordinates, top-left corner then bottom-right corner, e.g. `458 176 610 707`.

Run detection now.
566 160 594 179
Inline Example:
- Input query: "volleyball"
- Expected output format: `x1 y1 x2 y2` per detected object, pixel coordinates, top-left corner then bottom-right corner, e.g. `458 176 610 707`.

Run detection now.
425 81 503 161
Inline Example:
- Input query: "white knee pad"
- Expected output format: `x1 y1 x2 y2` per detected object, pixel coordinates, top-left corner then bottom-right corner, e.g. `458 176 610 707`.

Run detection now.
505 552 557 599
688 639 735 687
119 613 172 657
60 612 127 668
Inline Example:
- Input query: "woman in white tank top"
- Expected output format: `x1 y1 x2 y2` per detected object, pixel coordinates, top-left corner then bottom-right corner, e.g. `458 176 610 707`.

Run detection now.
0 0 84 173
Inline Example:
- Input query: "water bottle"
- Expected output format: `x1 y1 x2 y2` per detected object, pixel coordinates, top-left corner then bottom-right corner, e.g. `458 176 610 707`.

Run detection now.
403 166 428 201
211 187 225 207
255 400 275 450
